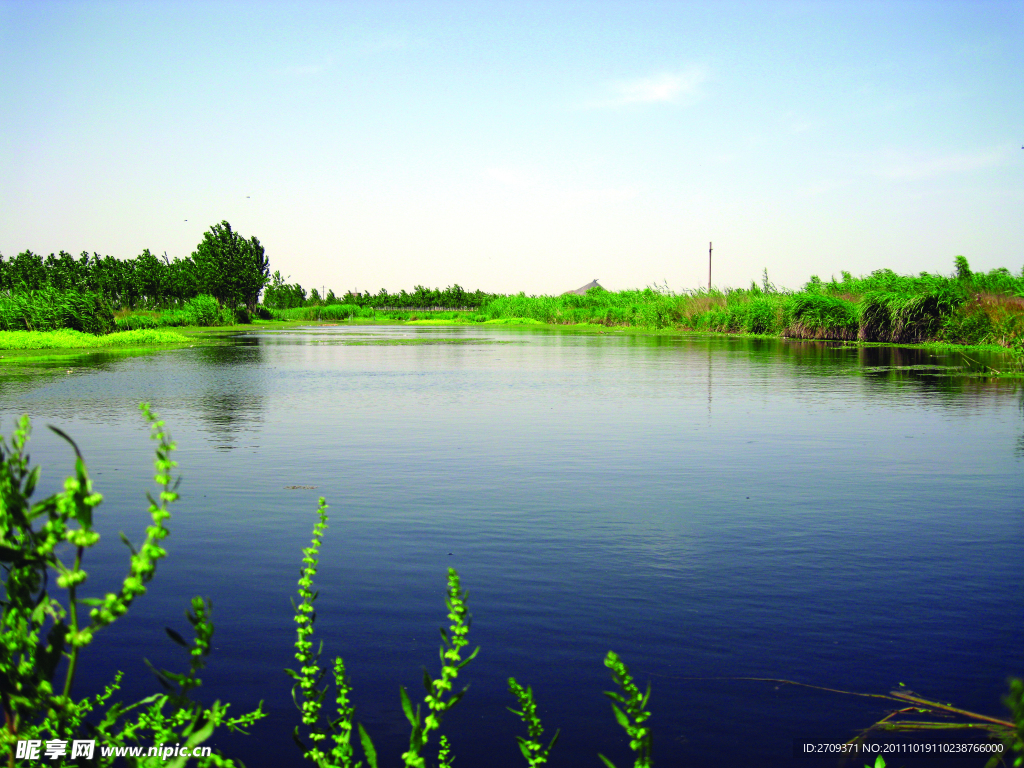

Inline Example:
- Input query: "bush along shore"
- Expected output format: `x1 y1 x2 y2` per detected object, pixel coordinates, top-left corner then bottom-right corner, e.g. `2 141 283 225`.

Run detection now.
3 247 1023 350
182 257 1024 351
474 258 1024 349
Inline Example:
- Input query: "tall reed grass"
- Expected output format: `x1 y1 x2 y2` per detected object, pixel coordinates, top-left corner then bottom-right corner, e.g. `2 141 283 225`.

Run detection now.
0 288 114 334
472 258 1024 347
113 294 241 330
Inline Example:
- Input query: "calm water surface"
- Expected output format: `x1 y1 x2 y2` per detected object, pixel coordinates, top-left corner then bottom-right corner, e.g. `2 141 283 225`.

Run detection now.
1 326 1021 767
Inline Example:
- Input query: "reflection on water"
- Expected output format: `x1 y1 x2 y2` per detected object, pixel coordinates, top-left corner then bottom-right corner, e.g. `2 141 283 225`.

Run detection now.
0 326 1020 768
189 345 266 449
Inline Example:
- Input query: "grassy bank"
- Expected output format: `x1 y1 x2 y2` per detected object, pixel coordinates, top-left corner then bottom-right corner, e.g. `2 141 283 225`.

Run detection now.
476 259 1024 348
8 257 1024 350
0 328 189 350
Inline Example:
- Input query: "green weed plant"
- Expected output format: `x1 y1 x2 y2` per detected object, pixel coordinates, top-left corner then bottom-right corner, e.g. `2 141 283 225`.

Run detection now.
0 405 263 766
0 329 188 351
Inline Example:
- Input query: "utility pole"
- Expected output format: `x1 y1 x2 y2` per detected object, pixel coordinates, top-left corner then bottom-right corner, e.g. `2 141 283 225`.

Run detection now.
708 241 713 291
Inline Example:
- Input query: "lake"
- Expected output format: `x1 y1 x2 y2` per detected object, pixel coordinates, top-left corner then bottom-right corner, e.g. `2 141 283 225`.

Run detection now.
1 325 1021 767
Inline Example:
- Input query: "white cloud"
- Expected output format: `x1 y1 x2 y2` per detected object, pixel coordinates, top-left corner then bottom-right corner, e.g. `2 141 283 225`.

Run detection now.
871 145 1012 180
584 67 708 108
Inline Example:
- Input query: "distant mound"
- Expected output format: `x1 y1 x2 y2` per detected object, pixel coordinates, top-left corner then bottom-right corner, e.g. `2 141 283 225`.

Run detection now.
563 279 606 296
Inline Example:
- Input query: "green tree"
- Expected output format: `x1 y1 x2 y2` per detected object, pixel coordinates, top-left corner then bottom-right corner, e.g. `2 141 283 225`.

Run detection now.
191 221 269 310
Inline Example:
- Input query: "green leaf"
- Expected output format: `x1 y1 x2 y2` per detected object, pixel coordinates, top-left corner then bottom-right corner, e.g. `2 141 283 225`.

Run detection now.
358 723 378 768
610 703 630 730
24 465 40 497
458 646 480 668
400 686 418 727
598 754 618 768
517 738 532 761
445 689 467 711
292 725 309 753
547 729 561 752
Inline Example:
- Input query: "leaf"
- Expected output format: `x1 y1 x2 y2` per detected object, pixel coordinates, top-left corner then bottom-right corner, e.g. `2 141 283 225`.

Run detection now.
610 703 630 730
25 465 40 497
38 622 69 681
165 627 189 647
598 754 618 768
458 646 480 668
400 686 418 727
517 738 532 761
292 725 309 753
119 531 138 555
546 729 561 752
448 688 467 709
358 723 378 768
47 425 83 460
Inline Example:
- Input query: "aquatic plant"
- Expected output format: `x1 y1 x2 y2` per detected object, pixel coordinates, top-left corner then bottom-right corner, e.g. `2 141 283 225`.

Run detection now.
0 328 188 350
507 678 559 766
597 652 653 768
0 405 263 766
287 499 480 768
0 288 114 334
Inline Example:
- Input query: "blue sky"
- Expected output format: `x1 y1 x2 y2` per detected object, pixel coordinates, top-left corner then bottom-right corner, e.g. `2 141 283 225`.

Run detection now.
1 0 1020 295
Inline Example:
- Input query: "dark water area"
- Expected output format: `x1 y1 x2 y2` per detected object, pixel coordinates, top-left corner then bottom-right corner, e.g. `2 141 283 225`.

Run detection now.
1 326 1021 768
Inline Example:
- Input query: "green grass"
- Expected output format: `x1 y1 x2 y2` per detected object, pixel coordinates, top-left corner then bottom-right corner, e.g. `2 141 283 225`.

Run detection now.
0 328 189 350
0 288 114 334
9 256 1024 350
467 258 1024 348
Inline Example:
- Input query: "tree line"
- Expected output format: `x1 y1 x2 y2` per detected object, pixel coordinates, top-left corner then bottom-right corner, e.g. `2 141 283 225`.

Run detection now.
262 279 493 310
0 221 269 311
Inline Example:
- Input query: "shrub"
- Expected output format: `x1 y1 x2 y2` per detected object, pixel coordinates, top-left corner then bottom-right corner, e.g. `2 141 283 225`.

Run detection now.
183 294 221 327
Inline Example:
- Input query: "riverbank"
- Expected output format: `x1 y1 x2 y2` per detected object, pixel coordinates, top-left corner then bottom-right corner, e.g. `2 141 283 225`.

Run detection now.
0 328 190 350
2 313 1020 376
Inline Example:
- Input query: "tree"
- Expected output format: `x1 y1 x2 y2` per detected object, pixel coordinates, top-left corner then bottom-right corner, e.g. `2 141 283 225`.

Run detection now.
191 221 270 310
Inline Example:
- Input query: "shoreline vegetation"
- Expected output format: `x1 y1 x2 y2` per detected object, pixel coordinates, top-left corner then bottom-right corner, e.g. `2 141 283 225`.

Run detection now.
0 328 190 351
1 236 1022 358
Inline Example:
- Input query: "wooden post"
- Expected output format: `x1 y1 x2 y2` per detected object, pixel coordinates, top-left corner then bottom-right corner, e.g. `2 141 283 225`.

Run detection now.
708 241 713 291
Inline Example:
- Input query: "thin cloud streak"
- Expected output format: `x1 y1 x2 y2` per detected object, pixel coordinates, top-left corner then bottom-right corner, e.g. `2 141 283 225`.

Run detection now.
583 67 708 108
